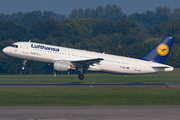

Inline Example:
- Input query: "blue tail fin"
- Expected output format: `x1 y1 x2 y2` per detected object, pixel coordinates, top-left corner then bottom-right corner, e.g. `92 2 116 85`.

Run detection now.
141 37 175 64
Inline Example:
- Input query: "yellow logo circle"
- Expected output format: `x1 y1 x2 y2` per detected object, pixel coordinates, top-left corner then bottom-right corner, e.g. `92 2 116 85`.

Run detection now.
157 44 169 56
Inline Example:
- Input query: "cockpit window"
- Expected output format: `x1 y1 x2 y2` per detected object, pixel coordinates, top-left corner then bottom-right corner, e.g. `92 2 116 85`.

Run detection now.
10 44 18 48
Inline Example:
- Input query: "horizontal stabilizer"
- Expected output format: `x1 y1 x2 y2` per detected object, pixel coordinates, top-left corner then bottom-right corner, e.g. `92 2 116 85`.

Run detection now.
151 65 169 68
151 65 174 72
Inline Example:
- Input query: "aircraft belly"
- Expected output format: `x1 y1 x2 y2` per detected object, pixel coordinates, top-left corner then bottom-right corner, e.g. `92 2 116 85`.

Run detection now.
97 62 134 74
97 61 158 74
29 56 51 63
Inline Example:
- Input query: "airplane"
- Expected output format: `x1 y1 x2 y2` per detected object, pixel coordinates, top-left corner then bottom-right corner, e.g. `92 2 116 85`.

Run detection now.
2 36 175 80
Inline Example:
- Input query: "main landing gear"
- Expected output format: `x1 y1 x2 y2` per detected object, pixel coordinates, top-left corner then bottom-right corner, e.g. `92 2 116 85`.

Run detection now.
78 74 84 80
78 67 84 80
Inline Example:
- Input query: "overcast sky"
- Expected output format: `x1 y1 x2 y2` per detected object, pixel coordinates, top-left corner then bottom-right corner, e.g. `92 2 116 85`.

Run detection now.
0 0 180 16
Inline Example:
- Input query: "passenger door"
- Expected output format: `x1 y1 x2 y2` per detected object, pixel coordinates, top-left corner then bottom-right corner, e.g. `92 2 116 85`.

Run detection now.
23 43 29 54
135 61 141 72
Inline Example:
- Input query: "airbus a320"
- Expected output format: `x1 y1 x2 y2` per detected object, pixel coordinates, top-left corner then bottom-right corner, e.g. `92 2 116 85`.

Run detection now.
2 37 175 80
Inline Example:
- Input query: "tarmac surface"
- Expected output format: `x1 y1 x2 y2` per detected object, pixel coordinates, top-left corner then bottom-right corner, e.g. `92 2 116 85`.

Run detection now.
0 106 180 120
0 83 180 88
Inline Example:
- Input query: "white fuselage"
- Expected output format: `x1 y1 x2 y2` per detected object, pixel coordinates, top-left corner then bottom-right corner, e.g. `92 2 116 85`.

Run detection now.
2 42 174 74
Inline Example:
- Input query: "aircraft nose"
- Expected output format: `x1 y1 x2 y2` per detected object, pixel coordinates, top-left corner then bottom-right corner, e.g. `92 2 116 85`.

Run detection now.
2 48 5 53
2 47 8 54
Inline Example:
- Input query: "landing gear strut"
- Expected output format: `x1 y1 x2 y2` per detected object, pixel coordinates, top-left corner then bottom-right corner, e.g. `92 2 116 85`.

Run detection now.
22 60 27 70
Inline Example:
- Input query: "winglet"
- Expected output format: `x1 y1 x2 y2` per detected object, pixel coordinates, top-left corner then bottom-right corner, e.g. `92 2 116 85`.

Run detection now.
141 37 175 64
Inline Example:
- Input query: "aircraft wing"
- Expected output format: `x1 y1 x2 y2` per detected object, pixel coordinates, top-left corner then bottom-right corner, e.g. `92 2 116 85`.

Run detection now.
71 58 104 68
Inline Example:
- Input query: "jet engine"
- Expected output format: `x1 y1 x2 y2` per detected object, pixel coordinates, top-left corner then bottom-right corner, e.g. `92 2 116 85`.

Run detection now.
53 61 70 71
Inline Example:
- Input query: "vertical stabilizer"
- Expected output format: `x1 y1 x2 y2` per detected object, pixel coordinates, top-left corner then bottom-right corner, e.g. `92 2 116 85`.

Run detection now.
141 37 175 64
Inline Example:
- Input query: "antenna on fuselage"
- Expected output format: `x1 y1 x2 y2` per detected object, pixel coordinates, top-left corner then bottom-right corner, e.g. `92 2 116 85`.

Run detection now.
29 40 31 42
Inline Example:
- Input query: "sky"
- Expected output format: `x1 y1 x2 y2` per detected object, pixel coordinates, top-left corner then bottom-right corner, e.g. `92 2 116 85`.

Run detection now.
0 0 180 16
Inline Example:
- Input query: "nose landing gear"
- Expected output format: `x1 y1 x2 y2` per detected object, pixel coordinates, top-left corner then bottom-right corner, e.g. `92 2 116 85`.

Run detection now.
22 60 27 70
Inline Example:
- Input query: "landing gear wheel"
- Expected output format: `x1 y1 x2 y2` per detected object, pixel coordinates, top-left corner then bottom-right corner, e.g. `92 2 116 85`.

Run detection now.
78 74 84 80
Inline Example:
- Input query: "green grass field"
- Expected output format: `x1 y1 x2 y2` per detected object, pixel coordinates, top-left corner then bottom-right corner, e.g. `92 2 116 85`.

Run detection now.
0 68 180 83
0 68 179 106
0 87 180 106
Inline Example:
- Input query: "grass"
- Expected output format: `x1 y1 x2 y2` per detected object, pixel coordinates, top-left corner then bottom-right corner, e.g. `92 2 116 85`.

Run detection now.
0 69 180 106
0 68 180 83
0 87 180 106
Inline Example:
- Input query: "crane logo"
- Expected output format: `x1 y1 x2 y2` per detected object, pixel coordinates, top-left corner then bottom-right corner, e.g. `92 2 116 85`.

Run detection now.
157 44 169 56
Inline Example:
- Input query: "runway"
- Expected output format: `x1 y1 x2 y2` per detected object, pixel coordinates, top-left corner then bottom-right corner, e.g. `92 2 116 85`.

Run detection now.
0 83 180 88
0 106 180 120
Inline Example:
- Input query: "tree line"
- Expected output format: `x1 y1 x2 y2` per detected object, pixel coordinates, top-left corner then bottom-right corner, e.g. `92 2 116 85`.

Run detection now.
0 4 180 74
1 5 180 29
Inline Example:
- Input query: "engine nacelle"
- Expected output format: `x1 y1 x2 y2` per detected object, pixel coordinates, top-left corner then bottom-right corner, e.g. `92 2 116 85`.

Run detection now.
53 61 70 71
